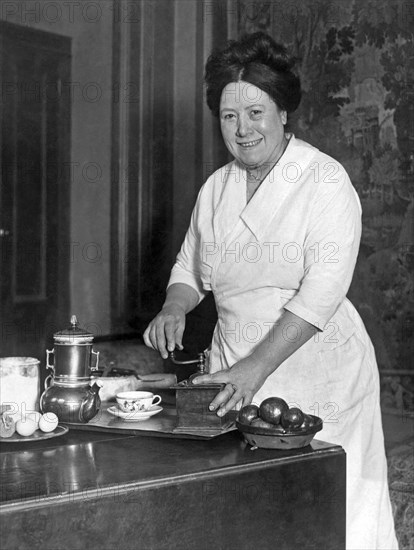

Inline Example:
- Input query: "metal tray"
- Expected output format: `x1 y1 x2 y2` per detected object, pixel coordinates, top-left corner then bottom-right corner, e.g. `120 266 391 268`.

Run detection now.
0 425 69 444
64 403 236 440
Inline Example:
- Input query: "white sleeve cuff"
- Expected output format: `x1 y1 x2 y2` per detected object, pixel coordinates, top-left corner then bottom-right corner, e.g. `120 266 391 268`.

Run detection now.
167 263 207 304
284 301 331 331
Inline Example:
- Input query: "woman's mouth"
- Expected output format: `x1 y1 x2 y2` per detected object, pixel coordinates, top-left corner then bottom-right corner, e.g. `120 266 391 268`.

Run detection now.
237 139 262 148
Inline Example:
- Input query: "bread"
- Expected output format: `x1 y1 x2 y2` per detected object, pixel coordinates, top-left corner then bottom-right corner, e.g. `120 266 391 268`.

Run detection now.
91 373 177 401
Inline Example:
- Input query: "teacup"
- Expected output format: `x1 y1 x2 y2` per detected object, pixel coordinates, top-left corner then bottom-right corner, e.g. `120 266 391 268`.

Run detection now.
116 391 162 413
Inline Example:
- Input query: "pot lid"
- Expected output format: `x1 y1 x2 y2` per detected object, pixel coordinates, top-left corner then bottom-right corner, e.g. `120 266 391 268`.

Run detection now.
53 315 94 343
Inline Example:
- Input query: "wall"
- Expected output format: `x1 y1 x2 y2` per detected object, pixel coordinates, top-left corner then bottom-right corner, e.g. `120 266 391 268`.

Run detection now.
1 0 113 335
110 0 233 331
1 0 233 339
172 0 231 253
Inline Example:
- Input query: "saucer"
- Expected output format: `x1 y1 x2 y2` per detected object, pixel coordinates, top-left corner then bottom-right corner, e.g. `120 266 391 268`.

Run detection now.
107 405 163 422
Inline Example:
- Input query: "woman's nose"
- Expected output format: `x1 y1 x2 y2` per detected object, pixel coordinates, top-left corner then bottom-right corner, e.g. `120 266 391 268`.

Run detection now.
236 115 252 137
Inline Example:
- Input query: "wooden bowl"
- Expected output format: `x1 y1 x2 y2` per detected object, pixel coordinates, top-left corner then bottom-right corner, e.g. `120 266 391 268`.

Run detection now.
236 415 323 450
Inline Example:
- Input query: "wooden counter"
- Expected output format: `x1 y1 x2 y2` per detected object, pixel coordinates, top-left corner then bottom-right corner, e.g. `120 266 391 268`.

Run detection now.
0 430 345 550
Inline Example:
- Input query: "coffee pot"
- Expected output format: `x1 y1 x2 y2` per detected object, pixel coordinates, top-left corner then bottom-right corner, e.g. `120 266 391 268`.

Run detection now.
40 316 102 423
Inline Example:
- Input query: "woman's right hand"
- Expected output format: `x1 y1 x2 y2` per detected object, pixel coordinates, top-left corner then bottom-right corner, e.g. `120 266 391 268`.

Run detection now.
143 304 186 359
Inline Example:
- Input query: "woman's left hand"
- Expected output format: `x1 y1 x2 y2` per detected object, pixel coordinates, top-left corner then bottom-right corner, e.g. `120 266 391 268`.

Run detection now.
191 356 268 417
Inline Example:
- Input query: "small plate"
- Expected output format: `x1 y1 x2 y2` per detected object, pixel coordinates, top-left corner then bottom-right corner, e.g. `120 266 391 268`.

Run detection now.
0 425 69 443
107 405 163 422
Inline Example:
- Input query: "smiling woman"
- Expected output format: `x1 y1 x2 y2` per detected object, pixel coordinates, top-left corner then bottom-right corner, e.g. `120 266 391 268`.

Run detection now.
219 81 288 195
208 34 300 189
144 32 398 550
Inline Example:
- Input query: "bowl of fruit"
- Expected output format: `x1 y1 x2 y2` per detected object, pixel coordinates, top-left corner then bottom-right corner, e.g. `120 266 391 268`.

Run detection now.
236 397 322 450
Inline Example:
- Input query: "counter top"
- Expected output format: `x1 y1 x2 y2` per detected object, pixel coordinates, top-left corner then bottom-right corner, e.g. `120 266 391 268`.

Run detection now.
0 428 346 550
1 429 340 508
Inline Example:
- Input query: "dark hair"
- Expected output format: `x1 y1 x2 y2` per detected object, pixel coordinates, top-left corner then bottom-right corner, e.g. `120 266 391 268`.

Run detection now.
204 32 301 117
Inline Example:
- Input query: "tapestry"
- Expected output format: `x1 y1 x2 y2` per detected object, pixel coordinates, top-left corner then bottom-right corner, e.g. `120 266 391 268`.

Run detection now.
237 0 414 412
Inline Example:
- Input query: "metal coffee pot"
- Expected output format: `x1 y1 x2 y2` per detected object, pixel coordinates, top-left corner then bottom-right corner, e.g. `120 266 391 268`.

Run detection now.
40 315 102 423
45 315 100 381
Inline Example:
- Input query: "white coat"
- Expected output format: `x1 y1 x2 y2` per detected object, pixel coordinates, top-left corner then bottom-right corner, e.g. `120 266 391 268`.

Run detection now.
168 135 398 550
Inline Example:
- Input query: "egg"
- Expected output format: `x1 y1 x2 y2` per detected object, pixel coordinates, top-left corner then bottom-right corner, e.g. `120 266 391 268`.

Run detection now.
25 411 42 428
39 413 59 433
15 418 38 437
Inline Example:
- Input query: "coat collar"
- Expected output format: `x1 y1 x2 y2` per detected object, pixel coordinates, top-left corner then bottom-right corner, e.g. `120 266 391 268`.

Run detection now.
213 135 318 243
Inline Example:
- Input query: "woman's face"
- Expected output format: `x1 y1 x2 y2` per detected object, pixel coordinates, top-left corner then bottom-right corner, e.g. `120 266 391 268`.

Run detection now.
219 81 287 170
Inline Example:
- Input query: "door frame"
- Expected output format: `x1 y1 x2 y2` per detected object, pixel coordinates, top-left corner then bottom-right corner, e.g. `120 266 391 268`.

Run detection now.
0 20 71 354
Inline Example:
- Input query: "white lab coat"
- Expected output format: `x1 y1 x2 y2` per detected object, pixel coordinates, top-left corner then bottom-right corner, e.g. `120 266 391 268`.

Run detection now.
168 135 398 550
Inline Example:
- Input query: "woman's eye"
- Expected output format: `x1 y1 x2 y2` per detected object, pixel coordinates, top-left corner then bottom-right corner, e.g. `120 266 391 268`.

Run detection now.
250 110 262 117
223 113 236 120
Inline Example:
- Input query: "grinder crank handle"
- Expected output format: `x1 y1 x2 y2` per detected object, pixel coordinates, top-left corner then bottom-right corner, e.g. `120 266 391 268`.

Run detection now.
168 350 206 372
168 350 208 385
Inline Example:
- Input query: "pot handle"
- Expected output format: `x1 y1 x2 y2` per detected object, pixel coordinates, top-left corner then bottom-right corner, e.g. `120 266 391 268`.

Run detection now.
43 374 53 392
46 348 55 374
40 373 54 412
91 349 100 371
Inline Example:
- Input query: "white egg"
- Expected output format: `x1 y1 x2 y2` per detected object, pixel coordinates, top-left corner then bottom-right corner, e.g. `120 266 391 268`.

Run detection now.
39 413 59 433
25 411 42 428
15 418 38 437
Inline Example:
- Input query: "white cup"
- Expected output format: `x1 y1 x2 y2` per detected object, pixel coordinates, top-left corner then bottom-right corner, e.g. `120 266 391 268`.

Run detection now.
116 391 162 413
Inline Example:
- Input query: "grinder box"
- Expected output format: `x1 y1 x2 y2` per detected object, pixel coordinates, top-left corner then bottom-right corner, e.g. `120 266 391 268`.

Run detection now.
169 350 233 433
173 381 233 433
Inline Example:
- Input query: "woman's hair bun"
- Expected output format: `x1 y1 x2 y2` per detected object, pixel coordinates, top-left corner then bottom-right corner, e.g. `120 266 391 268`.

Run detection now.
236 32 296 73
204 32 301 116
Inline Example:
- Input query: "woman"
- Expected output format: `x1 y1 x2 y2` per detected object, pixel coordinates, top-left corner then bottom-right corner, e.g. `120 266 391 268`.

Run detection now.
144 32 398 550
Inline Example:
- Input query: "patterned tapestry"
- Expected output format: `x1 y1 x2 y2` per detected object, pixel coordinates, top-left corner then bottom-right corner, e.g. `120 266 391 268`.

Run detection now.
237 0 414 412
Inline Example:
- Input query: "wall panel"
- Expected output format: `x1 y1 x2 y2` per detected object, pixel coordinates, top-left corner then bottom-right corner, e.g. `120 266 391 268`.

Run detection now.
111 0 233 332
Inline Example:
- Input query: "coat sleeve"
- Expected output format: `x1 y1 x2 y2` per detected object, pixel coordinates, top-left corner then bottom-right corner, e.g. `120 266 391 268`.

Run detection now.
167 188 209 304
284 167 362 330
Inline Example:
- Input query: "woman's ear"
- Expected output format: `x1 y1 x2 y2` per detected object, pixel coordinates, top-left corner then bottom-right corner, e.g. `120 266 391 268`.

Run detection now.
281 111 287 125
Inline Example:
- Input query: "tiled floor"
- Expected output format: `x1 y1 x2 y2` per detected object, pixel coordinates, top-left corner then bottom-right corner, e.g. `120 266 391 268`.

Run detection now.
382 410 414 550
